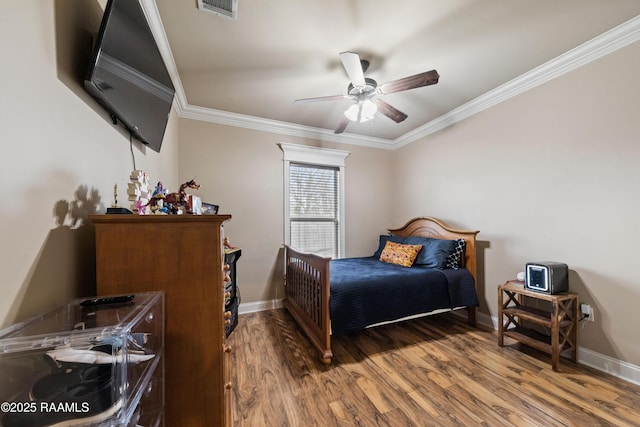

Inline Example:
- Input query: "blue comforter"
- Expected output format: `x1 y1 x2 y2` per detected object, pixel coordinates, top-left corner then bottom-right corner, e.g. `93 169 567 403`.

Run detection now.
329 257 479 335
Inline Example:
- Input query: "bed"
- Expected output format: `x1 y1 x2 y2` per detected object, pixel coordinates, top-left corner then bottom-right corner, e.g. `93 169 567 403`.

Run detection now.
283 217 480 364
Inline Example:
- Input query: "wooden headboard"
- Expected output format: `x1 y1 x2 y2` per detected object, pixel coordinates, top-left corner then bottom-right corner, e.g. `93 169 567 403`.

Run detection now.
388 217 480 284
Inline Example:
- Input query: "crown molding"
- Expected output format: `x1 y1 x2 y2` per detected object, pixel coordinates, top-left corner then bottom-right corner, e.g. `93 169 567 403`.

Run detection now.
179 103 396 150
142 2 640 151
393 14 640 149
140 0 188 115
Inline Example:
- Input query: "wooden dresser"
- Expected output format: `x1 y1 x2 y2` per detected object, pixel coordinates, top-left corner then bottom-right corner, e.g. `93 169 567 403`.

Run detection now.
89 214 233 426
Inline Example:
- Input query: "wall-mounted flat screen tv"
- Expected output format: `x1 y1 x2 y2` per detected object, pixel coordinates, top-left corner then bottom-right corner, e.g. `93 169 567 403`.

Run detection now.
84 0 175 153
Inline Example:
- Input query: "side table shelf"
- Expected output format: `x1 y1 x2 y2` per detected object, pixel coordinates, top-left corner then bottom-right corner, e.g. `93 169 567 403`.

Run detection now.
498 281 578 371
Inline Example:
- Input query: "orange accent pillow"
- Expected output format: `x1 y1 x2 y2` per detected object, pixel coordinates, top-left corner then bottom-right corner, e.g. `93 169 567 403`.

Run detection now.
379 241 423 267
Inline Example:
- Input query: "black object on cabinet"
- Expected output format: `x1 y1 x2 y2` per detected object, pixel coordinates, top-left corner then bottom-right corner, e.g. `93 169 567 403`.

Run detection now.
224 248 241 337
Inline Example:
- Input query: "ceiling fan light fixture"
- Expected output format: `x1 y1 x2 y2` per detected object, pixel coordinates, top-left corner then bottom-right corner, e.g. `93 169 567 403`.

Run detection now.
344 103 360 122
344 100 377 123
360 99 377 122
294 52 438 134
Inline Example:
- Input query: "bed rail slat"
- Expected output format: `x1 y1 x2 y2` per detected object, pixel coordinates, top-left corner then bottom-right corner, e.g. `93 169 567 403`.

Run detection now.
283 246 332 364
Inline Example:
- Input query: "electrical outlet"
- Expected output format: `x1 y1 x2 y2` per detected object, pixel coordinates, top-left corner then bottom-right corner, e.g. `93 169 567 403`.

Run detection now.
581 303 595 322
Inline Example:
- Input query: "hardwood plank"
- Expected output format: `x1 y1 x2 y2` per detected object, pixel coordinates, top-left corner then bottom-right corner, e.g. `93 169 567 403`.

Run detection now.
229 309 640 427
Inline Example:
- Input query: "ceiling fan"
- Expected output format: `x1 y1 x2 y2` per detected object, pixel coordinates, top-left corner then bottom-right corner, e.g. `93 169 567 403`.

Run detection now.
294 51 439 134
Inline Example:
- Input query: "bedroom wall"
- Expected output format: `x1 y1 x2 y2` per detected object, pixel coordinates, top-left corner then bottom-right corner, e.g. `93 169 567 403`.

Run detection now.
178 119 394 305
391 41 640 366
0 0 180 327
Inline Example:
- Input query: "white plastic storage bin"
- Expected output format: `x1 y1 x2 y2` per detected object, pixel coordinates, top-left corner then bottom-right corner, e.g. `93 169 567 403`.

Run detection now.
0 291 164 427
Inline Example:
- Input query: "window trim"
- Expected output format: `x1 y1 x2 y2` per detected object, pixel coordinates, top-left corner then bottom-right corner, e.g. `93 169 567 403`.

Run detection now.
279 143 350 258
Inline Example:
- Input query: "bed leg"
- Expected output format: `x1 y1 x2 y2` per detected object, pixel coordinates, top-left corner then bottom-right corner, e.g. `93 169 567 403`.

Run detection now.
467 306 477 327
319 352 333 365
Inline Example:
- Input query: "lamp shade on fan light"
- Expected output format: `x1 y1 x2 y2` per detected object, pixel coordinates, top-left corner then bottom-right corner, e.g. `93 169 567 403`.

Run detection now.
344 100 377 122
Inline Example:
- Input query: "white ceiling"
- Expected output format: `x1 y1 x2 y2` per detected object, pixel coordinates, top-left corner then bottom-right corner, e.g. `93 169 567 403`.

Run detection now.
146 0 640 148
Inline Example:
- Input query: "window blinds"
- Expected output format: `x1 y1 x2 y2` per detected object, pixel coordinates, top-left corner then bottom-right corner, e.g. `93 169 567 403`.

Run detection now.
289 163 340 258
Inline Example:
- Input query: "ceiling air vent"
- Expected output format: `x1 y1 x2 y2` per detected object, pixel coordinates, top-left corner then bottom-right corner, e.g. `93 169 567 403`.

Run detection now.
197 0 238 21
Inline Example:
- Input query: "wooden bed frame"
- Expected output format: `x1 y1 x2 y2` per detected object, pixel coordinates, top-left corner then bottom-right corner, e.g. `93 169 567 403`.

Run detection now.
283 217 480 364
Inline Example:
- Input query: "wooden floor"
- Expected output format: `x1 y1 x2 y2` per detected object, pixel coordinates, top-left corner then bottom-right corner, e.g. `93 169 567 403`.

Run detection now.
228 309 640 427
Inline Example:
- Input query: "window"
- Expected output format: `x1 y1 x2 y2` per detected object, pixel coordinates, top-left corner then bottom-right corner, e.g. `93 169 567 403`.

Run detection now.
289 163 339 258
280 143 350 258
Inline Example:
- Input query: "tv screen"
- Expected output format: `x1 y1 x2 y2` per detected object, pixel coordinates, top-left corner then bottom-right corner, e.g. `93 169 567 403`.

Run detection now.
84 0 175 153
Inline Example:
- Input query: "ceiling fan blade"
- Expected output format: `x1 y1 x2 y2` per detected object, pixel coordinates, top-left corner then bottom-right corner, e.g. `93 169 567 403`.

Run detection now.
334 116 351 134
376 99 408 123
379 70 439 94
294 94 347 103
339 51 366 87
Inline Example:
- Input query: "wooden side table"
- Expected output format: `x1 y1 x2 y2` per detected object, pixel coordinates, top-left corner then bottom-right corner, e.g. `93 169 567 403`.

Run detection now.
498 281 578 371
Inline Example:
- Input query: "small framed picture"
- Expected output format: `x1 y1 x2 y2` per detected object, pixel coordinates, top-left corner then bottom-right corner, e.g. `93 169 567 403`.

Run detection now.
201 202 219 215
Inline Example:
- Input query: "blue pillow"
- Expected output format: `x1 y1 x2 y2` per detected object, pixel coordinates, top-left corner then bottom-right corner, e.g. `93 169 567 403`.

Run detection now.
373 235 405 258
403 237 456 268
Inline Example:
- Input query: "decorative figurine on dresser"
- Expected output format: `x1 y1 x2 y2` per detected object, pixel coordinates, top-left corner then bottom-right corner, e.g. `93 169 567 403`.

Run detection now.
89 213 234 427
145 179 201 215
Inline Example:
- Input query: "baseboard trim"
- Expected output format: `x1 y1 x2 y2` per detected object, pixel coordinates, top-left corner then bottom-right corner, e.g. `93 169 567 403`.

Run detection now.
578 347 640 386
238 299 283 315
240 299 639 386
478 313 640 387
